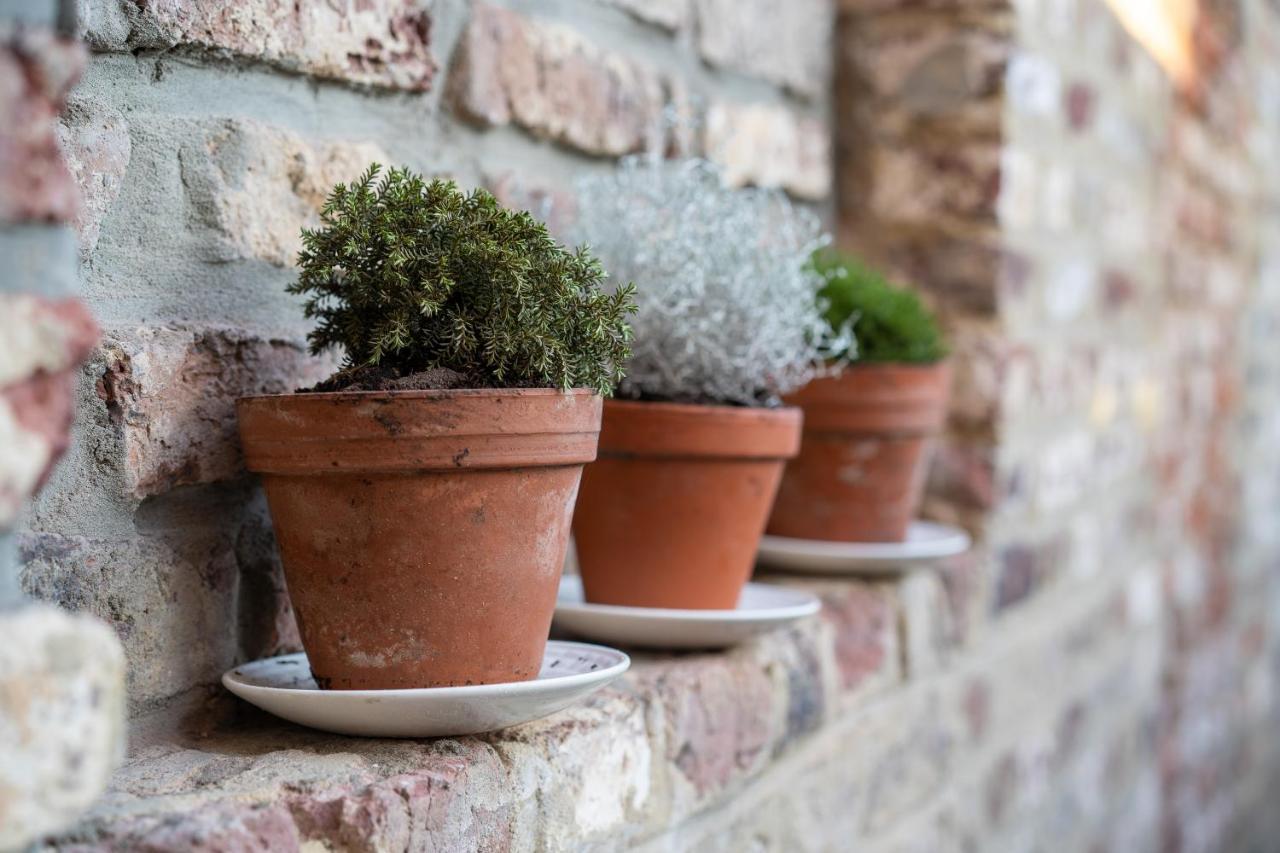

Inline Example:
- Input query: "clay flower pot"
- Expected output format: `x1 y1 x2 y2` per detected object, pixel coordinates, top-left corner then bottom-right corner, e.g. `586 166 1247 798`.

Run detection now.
237 389 601 690
767 362 950 543
572 400 801 609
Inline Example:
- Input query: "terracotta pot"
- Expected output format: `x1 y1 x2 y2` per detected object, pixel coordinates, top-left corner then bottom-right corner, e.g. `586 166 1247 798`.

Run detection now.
572 400 801 609
767 362 951 543
237 389 601 690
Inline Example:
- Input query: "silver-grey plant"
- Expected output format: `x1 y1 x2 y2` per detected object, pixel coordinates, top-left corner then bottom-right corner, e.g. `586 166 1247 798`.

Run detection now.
574 157 850 406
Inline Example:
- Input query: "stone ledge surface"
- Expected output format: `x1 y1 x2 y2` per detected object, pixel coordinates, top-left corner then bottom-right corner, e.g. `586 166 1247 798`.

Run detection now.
41 566 1151 851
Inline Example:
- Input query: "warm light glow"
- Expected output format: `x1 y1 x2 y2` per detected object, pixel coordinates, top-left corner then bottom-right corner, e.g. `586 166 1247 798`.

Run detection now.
1103 0 1197 86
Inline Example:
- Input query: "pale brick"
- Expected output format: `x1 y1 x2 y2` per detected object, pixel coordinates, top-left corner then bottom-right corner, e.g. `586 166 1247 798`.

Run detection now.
704 101 831 200
0 605 125 850
694 0 831 99
90 0 435 91
176 119 387 267
55 95 130 256
96 325 335 499
447 4 665 157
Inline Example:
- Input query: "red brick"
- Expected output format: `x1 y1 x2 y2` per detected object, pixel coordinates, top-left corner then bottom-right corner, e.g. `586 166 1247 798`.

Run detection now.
96 326 335 499
116 0 435 91
820 583 896 692
0 28 85 225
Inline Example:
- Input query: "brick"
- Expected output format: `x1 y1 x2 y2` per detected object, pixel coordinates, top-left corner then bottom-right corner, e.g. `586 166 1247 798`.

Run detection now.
899 571 957 677
927 436 997 513
96 325 335 499
1064 80 1096 131
817 582 897 693
863 136 1002 226
643 655 775 798
994 534 1071 611
178 119 388 267
486 172 578 238
0 294 98 526
0 25 86 225
97 0 435 91
447 4 665 157
704 101 831 200
0 605 125 851
860 692 959 833
55 96 131 256
694 0 830 99
20 507 299 709
844 14 1009 115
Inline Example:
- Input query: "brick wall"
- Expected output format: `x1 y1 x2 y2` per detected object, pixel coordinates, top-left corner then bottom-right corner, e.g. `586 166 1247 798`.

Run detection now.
23 0 834 722
17 0 1280 849
838 0 1280 848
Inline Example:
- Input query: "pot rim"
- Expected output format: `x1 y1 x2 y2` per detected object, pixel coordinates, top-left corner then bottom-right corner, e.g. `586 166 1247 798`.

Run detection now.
785 360 951 436
598 398 802 460
238 386 603 474
238 386 601 404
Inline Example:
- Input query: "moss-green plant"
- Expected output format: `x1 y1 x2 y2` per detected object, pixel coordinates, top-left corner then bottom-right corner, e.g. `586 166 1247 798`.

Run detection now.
291 164 636 395
813 249 946 364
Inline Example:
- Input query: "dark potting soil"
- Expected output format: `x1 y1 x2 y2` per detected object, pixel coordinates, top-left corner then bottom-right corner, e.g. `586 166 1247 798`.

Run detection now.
302 365 551 393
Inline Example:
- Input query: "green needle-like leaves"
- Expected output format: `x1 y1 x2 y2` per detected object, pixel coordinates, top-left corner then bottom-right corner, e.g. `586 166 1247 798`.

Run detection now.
291 165 636 395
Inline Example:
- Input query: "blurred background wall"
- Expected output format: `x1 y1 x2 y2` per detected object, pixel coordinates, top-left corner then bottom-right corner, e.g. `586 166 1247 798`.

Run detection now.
5 0 1278 849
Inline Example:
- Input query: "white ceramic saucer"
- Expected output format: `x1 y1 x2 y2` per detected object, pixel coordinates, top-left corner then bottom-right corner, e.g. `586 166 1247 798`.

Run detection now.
553 575 821 650
757 520 971 576
222 640 630 738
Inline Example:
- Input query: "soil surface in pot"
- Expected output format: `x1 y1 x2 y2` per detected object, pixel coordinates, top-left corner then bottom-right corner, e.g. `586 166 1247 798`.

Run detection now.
305 365 551 393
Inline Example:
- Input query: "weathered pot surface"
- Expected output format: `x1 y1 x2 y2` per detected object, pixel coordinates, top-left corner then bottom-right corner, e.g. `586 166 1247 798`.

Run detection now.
237 388 601 690
572 399 801 609
767 362 950 543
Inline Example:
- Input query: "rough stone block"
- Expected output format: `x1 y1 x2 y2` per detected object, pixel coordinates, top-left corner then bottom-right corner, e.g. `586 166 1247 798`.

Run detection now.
20 503 300 710
447 3 665 157
178 118 388 267
84 0 436 91
694 0 831 99
0 25 86 225
703 101 831 200
0 604 125 850
96 325 334 499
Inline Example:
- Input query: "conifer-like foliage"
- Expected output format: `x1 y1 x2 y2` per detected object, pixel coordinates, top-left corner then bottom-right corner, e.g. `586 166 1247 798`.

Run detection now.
814 250 946 364
292 165 636 395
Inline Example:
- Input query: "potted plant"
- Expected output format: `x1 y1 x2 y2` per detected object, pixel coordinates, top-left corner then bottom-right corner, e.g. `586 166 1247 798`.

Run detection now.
767 250 949 542
570 159 844 609
237 166 635 690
